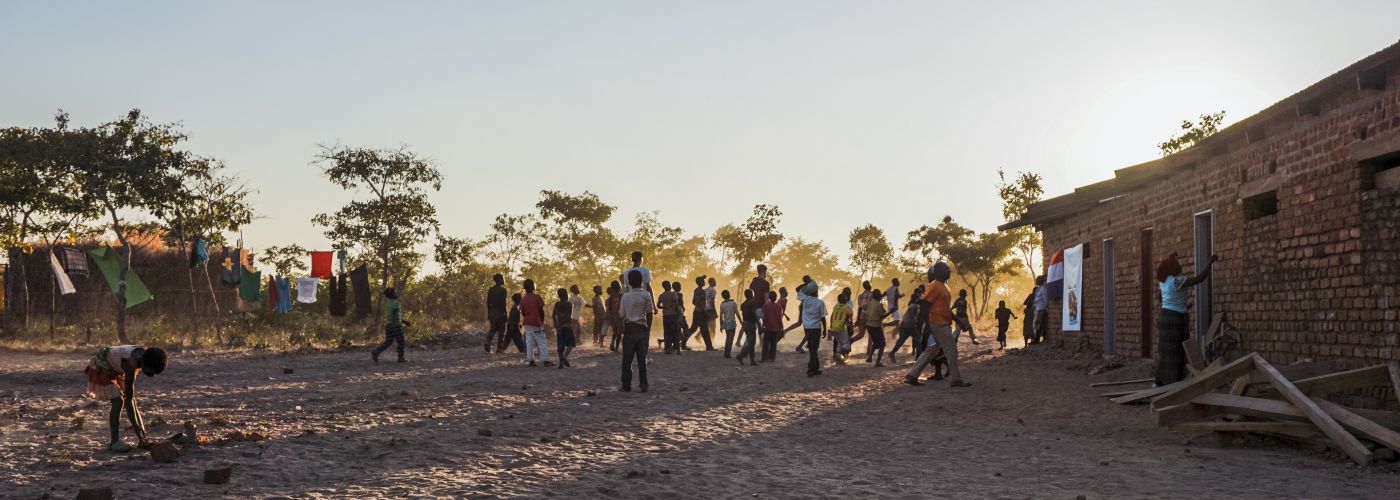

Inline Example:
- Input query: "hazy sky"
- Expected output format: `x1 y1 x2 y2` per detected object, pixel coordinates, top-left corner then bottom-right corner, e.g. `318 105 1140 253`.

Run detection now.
4 1 1398 269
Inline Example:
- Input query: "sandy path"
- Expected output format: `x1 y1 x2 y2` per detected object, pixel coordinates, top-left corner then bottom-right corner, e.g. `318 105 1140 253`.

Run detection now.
3 336 1399 499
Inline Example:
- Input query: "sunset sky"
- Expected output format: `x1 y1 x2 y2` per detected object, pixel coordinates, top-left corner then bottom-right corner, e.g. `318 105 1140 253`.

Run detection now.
4 1 1399 269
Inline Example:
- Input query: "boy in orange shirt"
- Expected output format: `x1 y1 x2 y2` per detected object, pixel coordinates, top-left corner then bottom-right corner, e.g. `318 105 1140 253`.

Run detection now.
905 262 970 387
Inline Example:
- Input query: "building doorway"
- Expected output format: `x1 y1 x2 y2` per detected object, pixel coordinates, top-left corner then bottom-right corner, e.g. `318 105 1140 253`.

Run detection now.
1103 238 1116 356
1139 228 1153 359
1194 210 1215 341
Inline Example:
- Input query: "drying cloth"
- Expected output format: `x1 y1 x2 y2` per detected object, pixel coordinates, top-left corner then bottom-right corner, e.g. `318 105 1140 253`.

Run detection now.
310 251 333 279
276 277 293 314
88 247 152 309
59 247 89 278
219 247 241 288
296 277 319 304
268 276 279 311
328 274 348 317
239 266 261 302
190 239 209 268
49 251 77 295
337 249 347 275
350 264 371 318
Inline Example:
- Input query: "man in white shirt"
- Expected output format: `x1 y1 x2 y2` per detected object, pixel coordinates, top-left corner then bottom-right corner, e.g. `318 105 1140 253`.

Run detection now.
621 250 655 328
620 270 653 393
568 285 585 343
796 281 828 377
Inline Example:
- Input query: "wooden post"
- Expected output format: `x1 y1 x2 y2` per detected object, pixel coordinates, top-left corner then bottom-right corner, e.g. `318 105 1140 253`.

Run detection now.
1254 357 1373 465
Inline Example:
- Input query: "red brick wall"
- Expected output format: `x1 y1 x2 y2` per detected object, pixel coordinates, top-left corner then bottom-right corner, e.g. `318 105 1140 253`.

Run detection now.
1037 64 1400 372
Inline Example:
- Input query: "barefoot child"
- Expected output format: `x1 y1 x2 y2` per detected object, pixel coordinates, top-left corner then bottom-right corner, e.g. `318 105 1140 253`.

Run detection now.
554 288 576 368
719 290 738 358
994 300 1017 350
862 288 893 367
84 345 168 452
372 288 411 363
829 291 853 365
505 293 526 353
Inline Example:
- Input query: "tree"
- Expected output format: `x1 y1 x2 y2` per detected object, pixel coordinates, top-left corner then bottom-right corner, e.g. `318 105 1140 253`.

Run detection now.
711 204 783 287
905 216 1020 322
848 224 893 281
56 110 202 343
260 244 309 278
768 238 854 297
483 213 545 279
996 168 1044 280
535 190 620 288
311 144 442 332
1159 111 1226 156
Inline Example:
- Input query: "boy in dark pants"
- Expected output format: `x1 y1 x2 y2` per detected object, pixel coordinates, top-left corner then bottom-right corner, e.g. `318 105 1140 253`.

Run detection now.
504 293 526 353
761 291 783 362
720 290 739 358
685 276 715 351
952 289 980 345
889 287 926 364
554 288 576 368
994 300 1017 350
862 288 892 366
736 289 759 365
796 281 827 377
620 270 652 392
485 274 507 353
372 288 410 363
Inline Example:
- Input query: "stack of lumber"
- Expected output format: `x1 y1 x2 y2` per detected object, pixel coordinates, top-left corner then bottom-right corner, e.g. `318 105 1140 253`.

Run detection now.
1103 353 1400 466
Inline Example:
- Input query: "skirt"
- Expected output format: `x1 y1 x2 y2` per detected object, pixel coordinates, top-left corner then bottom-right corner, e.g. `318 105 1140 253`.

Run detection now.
85 364 124 400
1155 310 1189 385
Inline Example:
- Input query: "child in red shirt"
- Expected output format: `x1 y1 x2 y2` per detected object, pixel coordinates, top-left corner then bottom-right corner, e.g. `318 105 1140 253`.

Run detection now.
761 291 784 362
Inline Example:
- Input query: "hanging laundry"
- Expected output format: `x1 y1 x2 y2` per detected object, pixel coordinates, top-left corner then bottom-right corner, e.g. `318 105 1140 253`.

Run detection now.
59 247 89 278
310 251 333 279
190 239 209 269
268 276 280 311
87 247 152 309
238 265 261 302
328 274 348 317
49 251 77 296
276 277 293 314
219 246 241 288
350 264 371 318
296 277 319 304
337 249 347 275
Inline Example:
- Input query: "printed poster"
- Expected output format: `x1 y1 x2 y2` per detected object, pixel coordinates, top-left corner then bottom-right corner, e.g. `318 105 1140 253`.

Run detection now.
1062 243 1083 331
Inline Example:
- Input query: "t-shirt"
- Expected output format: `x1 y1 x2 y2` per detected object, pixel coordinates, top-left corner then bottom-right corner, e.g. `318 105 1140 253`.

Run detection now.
569 293 584 321
952 297 970 320
592 295 606 323
762 301 784 332
658 290 678 317
798 293 827 329
886 286 900 310
692 288 706 311
520 292 545 327
487 285 507 319
900 301 925 329
621 289 651 325
923 282 953 326
747 276 771 310
623 266 652 292
1160 275 1188 313
704 286 717 312
776 297 788 321
995 307 1014 326
858 290 872 308
553 300 572 330
830 303 852 332
606 294 622 322
1034 286 1048 312
385 299 403 327
507 306 522 333
720 300 738 325
863 301 888 328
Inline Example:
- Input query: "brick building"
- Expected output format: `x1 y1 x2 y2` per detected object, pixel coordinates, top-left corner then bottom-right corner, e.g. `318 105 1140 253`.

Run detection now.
1002 40 1400 369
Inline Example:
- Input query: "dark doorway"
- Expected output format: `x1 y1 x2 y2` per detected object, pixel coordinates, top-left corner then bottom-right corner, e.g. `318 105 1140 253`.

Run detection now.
1194 211 1215 341
1139 228 1153 359
1103 238 1116 355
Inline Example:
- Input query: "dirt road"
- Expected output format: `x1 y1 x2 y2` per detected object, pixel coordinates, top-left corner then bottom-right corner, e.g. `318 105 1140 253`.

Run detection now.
3 338 1398 499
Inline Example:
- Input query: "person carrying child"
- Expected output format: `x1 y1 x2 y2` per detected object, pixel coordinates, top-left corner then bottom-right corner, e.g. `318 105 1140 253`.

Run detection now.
84 344 168 452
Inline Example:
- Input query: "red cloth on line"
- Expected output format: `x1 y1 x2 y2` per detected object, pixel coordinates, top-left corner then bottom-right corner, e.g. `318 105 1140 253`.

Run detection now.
310 251 334 279
268 276 280 311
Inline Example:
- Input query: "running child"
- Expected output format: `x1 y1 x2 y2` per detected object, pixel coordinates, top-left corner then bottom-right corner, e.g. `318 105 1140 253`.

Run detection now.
372 288 410 363
554 288 576 368
994 300 1017 350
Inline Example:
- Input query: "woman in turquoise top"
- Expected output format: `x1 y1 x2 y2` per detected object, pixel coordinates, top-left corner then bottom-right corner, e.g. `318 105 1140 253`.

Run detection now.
1155 252 1218 386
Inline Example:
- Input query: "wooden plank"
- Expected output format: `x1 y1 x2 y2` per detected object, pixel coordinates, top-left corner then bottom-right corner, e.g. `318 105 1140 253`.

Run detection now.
1247 359 1326 384
1100 389 1142 398
1172 421 1316 433
1111 381 1179 405
1254 358 1373 465
1152 353 1259 410
1313 398 1400 453
1259 365 1391 397
1154 401 1220 427
1388 362 1400 404
1229 374 1251 396
1192 393 1400 430
1183 338 1206 373
1202 313 1224 347
1091 378 1155 388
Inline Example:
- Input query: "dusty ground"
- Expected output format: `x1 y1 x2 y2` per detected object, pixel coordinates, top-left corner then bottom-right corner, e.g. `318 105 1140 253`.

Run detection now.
3 335 1400 499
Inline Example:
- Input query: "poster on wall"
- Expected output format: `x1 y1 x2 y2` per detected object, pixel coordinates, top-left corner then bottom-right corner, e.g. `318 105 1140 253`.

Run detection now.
1062 244 1084 331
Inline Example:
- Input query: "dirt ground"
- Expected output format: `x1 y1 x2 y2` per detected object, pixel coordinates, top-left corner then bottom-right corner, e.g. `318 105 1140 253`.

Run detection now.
3 334 1400 499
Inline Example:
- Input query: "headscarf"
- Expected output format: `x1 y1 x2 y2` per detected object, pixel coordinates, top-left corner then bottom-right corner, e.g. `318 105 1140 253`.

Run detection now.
1155 253 1182 283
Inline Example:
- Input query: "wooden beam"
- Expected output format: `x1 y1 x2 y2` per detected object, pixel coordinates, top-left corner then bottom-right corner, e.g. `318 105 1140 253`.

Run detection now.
1388 362 1400 404
1183 338 1206 373
1259 365 1391 397
1152 353 1259 410
1111 381 1177 405
1154 401 1221 427
1100 389 1142 398
1173 421 1316 433
1203 313 1224 348
1247 359 1327 384
1313 398 1400 453
1254 358 1374 465
1091 378 1156 388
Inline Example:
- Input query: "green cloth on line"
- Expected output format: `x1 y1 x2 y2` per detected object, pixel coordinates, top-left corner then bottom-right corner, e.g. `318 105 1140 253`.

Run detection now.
87 247 153 309
239 266 262 302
